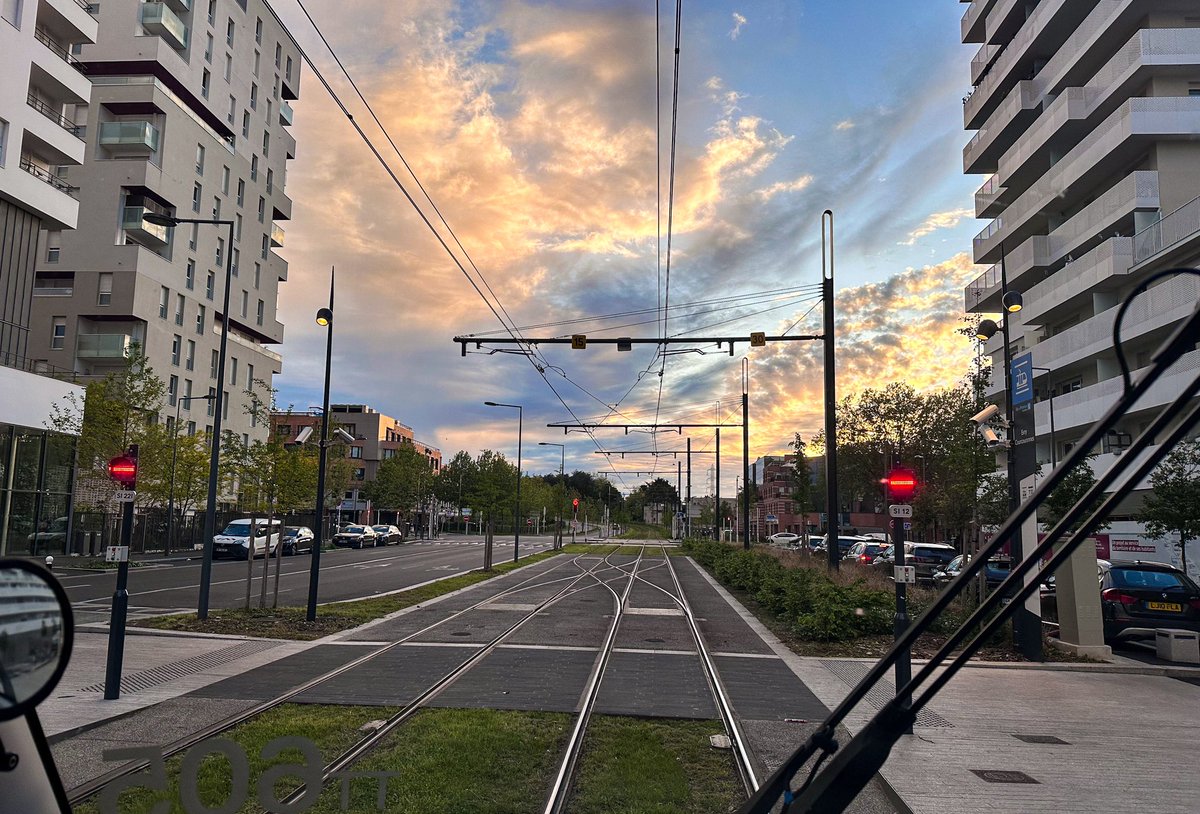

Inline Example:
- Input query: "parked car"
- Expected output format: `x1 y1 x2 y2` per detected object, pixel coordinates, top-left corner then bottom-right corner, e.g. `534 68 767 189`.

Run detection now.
844 540 888 566
212 518 282 560
816 535 875 558
932 554 1011 589
1098 560 1200 642
372 525 404 545
333 524 379 549
281 526 314 556
768 532 801 547
873 542 957 584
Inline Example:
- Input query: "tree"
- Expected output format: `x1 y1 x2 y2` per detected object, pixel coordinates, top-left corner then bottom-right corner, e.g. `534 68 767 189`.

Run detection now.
1038 454 1108 535
791 434 813 518
1139 437 1200 574
976 473 1010 529
364 444 430 520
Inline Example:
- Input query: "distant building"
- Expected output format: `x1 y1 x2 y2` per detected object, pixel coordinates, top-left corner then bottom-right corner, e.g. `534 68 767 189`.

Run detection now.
271 404 441 522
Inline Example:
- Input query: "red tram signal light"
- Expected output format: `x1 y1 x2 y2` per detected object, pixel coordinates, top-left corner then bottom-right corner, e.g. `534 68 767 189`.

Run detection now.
884 468 917 502
108 456 137 487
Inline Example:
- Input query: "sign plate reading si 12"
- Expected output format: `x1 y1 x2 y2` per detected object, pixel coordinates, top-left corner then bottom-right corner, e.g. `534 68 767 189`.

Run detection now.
113 490 137 503
888 504 913 518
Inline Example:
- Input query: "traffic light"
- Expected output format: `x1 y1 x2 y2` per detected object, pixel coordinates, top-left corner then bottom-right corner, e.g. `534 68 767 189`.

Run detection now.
572 498 579 512
108 448 138 487
884 467 917 502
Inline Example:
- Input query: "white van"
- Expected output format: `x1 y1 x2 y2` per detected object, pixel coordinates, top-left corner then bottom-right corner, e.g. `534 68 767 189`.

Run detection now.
212 518 282 560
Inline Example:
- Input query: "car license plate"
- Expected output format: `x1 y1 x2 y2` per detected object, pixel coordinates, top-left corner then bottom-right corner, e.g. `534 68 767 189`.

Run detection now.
1147 601 1182 612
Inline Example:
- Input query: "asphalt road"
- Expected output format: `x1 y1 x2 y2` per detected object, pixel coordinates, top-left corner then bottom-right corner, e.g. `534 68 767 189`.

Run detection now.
57 535 557 625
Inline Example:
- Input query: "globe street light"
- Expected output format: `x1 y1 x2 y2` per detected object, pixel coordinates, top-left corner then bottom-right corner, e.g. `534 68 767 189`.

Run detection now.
485 401 523 562
145 211 234 620
539 442 565 550
307 268 336 621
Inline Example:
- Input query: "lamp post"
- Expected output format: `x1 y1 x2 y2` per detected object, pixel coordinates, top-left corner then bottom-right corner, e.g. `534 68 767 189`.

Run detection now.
1031 367 1058 467
304 268 336 621
539 442 565 550
167 392 215 555
975 271 1041 661
144 212 234 620
485 401 522 562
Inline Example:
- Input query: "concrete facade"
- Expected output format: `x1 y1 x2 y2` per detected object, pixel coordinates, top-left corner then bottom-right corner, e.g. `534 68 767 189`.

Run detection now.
962 1 1200 519
23 0 299 446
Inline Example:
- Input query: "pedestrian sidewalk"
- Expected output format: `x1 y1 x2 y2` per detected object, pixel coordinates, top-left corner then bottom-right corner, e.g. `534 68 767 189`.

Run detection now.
694 566 1200 814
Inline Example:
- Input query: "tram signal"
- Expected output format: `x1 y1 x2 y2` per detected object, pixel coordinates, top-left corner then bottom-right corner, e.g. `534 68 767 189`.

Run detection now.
107 449 138 487
883 468 917 502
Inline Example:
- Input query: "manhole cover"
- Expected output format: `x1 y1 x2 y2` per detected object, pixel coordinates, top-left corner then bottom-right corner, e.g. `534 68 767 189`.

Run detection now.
970 770 1039 784
450 631 471 637
1012 734 1069 745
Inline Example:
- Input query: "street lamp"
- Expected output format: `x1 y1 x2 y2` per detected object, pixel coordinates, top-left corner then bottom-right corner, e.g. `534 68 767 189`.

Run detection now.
145 211 234 620
974 264 1041 661
167 392 216 556
539 442 565 550
307 268 336 622
485 401 523 563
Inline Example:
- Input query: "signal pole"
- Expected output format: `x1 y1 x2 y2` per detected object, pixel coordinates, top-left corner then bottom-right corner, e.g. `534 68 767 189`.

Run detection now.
104 445 138 700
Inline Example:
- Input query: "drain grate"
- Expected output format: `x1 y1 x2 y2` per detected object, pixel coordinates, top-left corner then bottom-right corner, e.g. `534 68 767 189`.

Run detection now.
80 640 280 694
819 660 954 729
970 769 1039 784
1012 734 1069 745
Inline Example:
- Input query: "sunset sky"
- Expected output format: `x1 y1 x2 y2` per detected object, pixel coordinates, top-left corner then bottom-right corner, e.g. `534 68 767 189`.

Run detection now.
268 0 987 495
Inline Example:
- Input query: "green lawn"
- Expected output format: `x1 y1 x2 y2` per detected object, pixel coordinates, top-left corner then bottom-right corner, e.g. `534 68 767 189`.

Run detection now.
138 548 566 640
617 523 670 540
72 704 394 814
570 716 744 814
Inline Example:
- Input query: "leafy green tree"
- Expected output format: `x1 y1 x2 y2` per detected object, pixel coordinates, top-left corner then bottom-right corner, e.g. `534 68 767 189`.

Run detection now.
977 472 1010 529
1139 437 1200 573
1038 454 1109 535
791 434 813 518
363 444 430 520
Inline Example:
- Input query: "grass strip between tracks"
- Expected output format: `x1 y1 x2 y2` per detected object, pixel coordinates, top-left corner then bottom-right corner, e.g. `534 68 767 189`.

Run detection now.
71 704 396 814
137 548 566 640
569 715 745 814
301 708 572 813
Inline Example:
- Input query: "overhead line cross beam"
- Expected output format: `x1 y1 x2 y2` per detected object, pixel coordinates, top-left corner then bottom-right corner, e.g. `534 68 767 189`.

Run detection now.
454 334 822 356
594 450 717 457
547 422 739 435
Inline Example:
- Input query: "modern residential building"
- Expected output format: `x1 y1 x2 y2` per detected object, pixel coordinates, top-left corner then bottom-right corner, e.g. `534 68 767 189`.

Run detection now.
271 404 443 522
961 0 1200 576
25 0 300 446
0 0 93 555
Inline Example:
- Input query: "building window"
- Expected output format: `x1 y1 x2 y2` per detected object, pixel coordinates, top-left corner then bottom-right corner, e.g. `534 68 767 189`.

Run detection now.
221 166 230 195
242 110 250 139
250 154 258 181
196 304 205 335
266 98 272 122
204 33 213 63
277 424 292 437
250 83 258 110
175 293 185 325
353 468 366 481
222 392 229 420
262 130 269 158
224 53 232 82
192 183 202 213
256 299 264 326
207 387 216 415
189 223 198 250
168 375 178 407
286 55 293 81
186 259 196 290
231 247 239 276
253 262 261 289
206 271 215 300
201 69 211 99
246 363 254 389
266 168 273 194
159 286 169 319
254 50 260 77
215 237 224 268
350 446 362 459
260 233 268 260
226 17 234 46
50 317 66 350
230 357 238 385
275 42 281 67
236 179 245 207
97 272 113 305
210 349 218 378
235 214 242 241
257 197 265 223
187 420 196 436
186 339 195 371
171 334 181 365
255 17 262 43
213 196 221 220
207 0 215 25
240 290 248 317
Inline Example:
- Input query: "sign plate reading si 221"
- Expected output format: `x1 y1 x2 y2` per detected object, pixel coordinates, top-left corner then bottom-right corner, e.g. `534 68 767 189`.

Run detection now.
113 490 137 503
888 504 913 518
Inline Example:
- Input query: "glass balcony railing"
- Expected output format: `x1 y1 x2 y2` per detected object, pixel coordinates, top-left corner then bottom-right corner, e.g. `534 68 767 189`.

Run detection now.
76 333 133 359
279 100 294 127
139 2 188 50
270 223 285 248
98 120 160 153
122 206 171 245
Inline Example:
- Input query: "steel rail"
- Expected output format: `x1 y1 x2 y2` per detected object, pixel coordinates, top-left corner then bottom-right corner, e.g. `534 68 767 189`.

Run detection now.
542 546 646 814
67 551 597 805
278 551 638 807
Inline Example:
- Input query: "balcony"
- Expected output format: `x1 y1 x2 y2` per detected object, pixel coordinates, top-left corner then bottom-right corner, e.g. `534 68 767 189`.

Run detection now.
1133 193 1200 269
964 234 1052 312
963 80 1040 175
279 100 294 127
139 2 188 50
974 175 1005 218
33 26 88 75
121 206 170 248
26 93 84 139
19 156 78 199
270 223 284 248
162 0 189 12
76 333 133 359
960 0 995 44
1019 237 1134 325
1045 171 1157 262
98 120 160 154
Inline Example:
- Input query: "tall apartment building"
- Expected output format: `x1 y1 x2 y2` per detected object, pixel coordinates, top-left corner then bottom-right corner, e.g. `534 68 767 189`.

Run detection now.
272 404 443 521
962 1 1200 530
0 0 94 554
26 0 300 445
